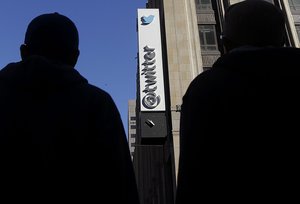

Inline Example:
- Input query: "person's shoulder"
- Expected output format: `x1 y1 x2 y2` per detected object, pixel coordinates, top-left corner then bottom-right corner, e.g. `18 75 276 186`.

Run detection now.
272 47 300 61
82 83 115 103
84 83 110 97
183 60 238 106
188 66 229 91
183 69 216 101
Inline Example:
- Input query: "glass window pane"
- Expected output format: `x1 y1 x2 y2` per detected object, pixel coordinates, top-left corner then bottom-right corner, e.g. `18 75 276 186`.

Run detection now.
296 25 300 42
206 31 216 45
199 25 217 51
289 0 300 10
199 31 205 46
201 0 211 4
264 0 274 3
195 0 212 10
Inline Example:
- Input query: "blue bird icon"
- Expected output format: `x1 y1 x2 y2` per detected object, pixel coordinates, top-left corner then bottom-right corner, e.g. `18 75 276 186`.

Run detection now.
141 15 155 25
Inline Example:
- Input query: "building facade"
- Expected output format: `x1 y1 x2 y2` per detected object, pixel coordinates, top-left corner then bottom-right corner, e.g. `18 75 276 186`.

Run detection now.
128 100 137 160
131 0 300 203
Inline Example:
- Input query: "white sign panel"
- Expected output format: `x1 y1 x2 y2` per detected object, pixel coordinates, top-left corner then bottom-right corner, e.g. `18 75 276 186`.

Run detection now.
138 9 166 112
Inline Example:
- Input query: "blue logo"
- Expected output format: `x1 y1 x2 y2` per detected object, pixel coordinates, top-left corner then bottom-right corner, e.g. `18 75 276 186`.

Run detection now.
141 15 155 25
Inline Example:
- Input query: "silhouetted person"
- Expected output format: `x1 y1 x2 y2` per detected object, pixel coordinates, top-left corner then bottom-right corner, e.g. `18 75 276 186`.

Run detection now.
0 13 139 203
176 1 300 203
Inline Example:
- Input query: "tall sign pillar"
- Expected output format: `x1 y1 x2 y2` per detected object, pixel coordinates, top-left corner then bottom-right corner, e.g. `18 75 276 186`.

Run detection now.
134 9 174 204
138 9 167 141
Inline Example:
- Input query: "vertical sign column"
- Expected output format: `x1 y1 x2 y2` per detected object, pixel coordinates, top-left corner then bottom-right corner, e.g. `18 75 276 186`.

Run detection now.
138 9 166 112
137 8 167 140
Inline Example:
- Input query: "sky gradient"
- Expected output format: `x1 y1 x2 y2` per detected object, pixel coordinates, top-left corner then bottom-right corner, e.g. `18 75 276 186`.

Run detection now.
0 0 147 137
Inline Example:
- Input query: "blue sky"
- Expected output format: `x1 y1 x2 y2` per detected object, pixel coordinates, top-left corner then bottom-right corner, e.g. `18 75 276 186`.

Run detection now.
0 0 147 137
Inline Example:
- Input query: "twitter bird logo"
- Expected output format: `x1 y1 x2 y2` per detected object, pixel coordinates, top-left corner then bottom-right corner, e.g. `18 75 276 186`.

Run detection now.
141 15 155 25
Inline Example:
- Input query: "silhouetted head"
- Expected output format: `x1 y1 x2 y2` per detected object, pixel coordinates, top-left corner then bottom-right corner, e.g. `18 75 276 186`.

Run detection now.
20 12 80 66
222 0 286 52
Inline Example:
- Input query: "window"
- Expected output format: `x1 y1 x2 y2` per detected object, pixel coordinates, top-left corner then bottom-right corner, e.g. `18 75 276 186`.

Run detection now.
289 0 300 10
195 0 212 10
295 25 300 41
199 25 218 51
264 0 274 3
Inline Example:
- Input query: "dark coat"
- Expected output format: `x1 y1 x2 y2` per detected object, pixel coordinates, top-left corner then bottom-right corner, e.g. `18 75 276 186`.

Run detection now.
176 47 300 203
0 56 139 203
